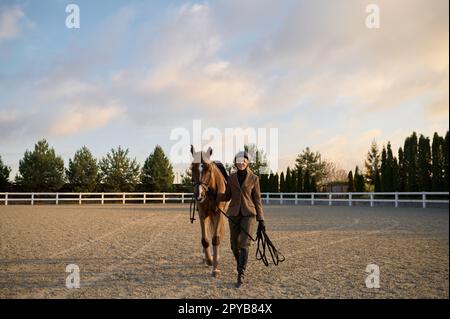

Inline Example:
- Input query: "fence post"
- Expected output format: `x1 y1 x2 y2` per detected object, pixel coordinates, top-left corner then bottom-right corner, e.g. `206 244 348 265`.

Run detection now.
31 193 34 205
295 193 298 205
329 193 332 206
311 193 315 206
5 193 8 206
56 193 59 205
349 193 352 206
422 192 426 209
394 193 398 208
280 193 283 205
163 193 166 204
122 193 125 204
370 193 374 207
144 193 147 204
101 193 104 205
79 193 82 205
181 193 184 204
266 193 269 205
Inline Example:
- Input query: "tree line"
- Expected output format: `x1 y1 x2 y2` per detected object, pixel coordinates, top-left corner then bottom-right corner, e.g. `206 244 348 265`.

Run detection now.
348 131 449 192
254 130 448 193
0 130 448 193
0 140 174 192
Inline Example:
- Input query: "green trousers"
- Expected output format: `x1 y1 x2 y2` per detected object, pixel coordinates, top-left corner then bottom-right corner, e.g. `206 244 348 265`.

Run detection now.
228 214 257 256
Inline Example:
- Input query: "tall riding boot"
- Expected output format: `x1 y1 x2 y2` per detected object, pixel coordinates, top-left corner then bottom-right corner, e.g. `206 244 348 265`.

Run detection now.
233 250 240 273
236 248 249 288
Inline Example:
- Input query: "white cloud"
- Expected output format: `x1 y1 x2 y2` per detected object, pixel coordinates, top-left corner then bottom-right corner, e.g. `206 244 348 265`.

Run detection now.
50 102 124 136
37 78 97 101
359 129 382 143
242 0 449 114
0 110 17 124
137 3 262 113
425 93 449 120
0 6 25 43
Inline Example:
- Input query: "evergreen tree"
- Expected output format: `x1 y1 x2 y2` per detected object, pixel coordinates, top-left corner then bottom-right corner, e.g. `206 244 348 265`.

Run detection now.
296 167 303 192
431 132 444 191
386 142 395 191
404 133 419 191
16 139 65 192
354 166 365 192
311 176 317 192
290 167 297 192
279 172 285 193
99 146 140 192
180 168 192 189
267 173 274 192
285 167 292 192
0 155 11 191
303 170 311 192
418 134 432 191
381 146 388 191
244 144 269 176
141 145 174 192
295 147 328 189
347 170 355 192
274 173 279 192
260 173 269 192
364 140 381 189
397 147 406 192
374 170 382 192
392 157 400 192
443 131 449 191
66 146 99 192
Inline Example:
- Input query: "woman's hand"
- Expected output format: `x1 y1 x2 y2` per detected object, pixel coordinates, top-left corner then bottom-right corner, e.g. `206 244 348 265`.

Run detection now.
207 188 217 200
257 220 266 233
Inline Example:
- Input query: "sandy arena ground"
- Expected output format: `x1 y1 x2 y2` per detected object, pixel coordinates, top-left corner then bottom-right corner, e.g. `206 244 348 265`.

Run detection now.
0 204 448 299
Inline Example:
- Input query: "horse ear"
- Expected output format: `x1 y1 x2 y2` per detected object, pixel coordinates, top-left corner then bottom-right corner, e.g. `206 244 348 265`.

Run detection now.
190 144 195 155
207 146 213 157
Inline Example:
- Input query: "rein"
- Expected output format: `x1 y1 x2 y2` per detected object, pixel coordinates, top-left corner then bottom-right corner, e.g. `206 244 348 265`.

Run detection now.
214 204 285 267
189 193 196 223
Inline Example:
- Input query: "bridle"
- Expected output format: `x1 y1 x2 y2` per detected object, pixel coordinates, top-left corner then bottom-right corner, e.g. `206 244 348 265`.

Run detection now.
189 163 215 223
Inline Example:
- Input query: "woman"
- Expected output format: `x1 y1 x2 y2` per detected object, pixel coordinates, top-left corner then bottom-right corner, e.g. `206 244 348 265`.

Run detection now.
208 151 265 288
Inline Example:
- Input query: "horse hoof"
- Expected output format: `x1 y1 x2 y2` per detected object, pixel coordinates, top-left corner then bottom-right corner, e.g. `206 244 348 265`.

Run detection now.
212 270 221 277
206 259 213 266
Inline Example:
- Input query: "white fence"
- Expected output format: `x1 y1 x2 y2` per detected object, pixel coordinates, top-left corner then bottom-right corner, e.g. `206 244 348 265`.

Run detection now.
261 192 449 208
0 192 448 208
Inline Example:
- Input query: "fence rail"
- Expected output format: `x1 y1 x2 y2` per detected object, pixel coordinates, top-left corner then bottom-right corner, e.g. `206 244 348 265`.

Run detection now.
0 192 448 208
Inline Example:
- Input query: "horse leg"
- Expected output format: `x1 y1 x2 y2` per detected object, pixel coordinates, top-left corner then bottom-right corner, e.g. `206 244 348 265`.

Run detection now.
200 216 213 266
211 212 224 277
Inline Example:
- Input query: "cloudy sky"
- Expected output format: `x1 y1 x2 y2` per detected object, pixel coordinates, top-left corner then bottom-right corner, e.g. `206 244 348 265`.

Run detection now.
0 0 448 180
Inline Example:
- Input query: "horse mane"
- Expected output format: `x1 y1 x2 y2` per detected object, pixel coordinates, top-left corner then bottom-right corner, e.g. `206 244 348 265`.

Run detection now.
213 161 229 182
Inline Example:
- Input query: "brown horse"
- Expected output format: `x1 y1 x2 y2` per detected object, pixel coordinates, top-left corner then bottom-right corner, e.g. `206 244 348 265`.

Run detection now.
190 145 227 277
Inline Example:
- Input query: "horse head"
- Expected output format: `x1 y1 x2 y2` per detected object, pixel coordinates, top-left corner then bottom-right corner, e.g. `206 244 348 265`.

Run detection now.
190 145 216 203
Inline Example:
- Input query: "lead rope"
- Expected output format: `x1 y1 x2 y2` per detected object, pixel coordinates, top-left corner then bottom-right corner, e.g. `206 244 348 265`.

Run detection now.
214 205 285 267
189 193 196 224
255 225 285 266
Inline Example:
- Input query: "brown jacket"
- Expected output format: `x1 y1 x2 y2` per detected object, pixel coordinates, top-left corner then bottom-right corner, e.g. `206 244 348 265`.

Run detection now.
217 169 265 221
